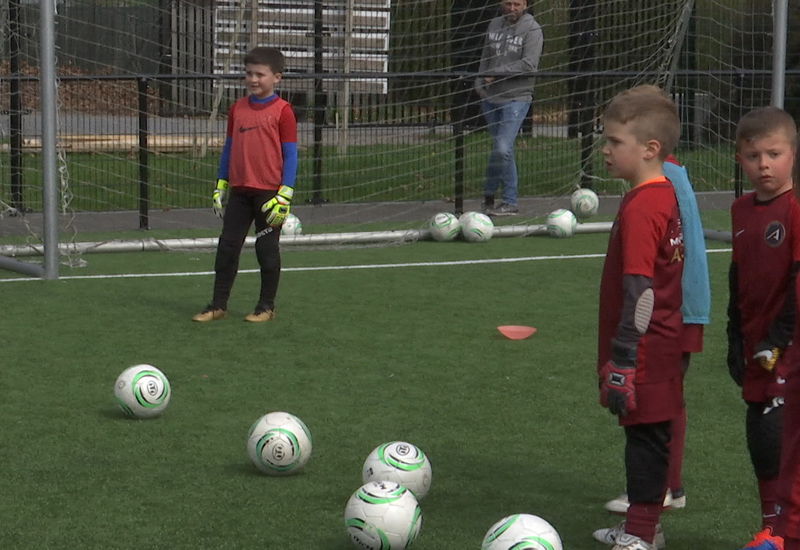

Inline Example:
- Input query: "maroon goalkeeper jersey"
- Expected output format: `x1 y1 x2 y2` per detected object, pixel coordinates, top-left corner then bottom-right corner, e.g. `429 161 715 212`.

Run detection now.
226 95 296 191
598 178 684 424
731 189 800 401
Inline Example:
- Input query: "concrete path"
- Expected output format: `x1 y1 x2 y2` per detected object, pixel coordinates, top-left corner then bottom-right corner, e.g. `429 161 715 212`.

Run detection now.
1 191 734 237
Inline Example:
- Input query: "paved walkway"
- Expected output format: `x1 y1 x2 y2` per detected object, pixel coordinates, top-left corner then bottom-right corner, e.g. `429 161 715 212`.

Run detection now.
0 191 734 237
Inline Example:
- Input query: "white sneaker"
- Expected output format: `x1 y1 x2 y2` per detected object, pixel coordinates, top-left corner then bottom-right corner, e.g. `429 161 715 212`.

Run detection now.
592 521 666 549
612 533 656 550
604 489 685 514
667 489 686 509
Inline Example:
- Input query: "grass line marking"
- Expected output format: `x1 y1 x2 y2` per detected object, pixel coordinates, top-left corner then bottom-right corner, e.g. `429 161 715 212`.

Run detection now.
0 248 732 283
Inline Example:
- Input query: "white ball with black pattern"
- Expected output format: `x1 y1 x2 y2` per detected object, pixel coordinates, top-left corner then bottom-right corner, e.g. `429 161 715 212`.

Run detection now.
247 411 313 476
482 513 563 550
459 211 494 242
546 209 577 238
570 188 600 219
344 481 422 550
429 212 461 242
281 213 303 236
362 441 433 499
113 364 171 419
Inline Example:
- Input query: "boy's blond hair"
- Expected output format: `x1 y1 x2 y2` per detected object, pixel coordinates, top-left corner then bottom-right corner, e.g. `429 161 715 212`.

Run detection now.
736 106 797 149
603 85 680 160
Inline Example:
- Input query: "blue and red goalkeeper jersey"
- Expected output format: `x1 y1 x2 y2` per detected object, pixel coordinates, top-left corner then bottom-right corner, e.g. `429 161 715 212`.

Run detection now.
221 94 297 191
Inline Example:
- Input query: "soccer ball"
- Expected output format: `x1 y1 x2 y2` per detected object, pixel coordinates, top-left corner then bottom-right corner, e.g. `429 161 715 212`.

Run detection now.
570 188 600 219
113 364 171 419
482 514 563 550
281 213 303 236
428 212 461 242
344 481 422 550
247 411 313 476
459 211 494 243
546 209 577 238
362 441 433 499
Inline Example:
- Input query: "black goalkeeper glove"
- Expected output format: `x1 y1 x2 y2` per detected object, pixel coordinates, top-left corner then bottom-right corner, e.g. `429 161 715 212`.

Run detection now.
599 340 638 417
727 338 745 386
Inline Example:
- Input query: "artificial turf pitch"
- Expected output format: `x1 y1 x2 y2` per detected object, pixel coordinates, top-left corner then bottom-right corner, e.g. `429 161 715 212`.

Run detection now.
1 233 758 549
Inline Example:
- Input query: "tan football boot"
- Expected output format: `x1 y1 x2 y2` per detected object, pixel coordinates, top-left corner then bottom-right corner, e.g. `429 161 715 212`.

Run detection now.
244 309 275 322
192 308 226 322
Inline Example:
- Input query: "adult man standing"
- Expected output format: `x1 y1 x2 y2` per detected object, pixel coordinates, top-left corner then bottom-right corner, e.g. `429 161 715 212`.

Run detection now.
475 0 543 216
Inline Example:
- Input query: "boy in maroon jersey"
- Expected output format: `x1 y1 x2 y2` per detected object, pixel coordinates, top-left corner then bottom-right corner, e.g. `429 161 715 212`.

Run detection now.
773 132 800 550
727 106 799 550
603 154 711 517
192 47 298 323
591 85 684 550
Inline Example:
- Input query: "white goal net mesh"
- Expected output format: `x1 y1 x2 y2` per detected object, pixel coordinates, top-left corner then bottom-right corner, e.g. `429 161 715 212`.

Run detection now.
0 0 786 267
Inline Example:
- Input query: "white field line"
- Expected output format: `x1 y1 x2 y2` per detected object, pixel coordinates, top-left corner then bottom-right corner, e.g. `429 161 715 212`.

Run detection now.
0 248 732 284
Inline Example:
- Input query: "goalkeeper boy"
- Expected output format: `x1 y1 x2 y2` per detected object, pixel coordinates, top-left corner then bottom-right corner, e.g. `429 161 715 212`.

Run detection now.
592 85 685 550
193 47 297 323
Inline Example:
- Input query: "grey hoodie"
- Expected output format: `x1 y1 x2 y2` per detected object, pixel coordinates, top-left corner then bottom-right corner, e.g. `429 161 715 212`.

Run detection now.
474 12 543 104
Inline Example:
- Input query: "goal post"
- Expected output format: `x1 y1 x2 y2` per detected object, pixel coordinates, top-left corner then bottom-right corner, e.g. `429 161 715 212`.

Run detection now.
40 0 59 279
0 0 59 279
772 0 789 109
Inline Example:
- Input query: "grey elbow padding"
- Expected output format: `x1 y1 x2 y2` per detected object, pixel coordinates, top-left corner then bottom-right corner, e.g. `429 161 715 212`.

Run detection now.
634 288 654 335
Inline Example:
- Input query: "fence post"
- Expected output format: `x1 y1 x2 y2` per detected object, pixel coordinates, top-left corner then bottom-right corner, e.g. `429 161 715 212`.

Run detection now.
734 71 744 198
8 0 24 213
138 77 150 230
311 0 326 204
452 77 468 216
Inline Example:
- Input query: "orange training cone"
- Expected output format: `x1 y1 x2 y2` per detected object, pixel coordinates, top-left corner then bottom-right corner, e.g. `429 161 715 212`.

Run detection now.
497 325 537 340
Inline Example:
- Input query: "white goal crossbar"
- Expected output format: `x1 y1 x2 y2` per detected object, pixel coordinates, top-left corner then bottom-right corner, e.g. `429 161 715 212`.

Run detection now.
0 222 615 257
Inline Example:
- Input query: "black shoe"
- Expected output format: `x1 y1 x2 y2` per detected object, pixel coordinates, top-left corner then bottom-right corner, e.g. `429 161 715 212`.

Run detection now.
481 195 495 214
489 202 519 216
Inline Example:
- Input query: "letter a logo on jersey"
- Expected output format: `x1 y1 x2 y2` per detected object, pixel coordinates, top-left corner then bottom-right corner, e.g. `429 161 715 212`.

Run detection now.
764 221 786 248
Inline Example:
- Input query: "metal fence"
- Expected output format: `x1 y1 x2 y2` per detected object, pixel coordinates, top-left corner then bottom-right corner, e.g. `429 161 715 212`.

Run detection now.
0 0 796 218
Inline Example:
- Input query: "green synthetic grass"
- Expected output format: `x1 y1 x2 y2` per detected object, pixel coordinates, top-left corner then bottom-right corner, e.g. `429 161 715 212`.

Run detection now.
2 234 756 549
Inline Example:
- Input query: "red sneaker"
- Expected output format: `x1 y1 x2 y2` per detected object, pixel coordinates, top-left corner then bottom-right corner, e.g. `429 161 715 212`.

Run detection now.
742 527 785 550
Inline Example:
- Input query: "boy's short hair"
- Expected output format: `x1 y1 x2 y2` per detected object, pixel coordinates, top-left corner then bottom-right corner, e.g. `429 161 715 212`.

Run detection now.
736 106 797 148
244 47 286 74
603 84 680 159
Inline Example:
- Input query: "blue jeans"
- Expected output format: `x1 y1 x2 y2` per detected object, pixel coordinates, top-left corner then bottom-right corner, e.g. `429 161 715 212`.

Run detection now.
481 100 530 206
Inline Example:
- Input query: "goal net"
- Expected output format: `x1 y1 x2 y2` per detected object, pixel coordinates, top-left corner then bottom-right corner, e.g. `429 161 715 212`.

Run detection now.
0 0 784 271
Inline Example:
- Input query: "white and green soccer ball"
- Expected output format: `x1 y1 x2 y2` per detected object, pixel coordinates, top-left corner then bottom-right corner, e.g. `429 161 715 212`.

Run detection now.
569 187 600 219
113 364 171 419
247 411 312 476
362 441 433 499
281 213 303 236
344 481 422 550
482 514 563 550
546 208 577 238
459 211 494 243
428 212 461 242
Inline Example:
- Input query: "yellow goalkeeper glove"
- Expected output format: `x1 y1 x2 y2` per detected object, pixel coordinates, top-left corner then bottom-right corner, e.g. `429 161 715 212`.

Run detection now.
753 343 781 372
261 185 294 226
212 179 229 218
